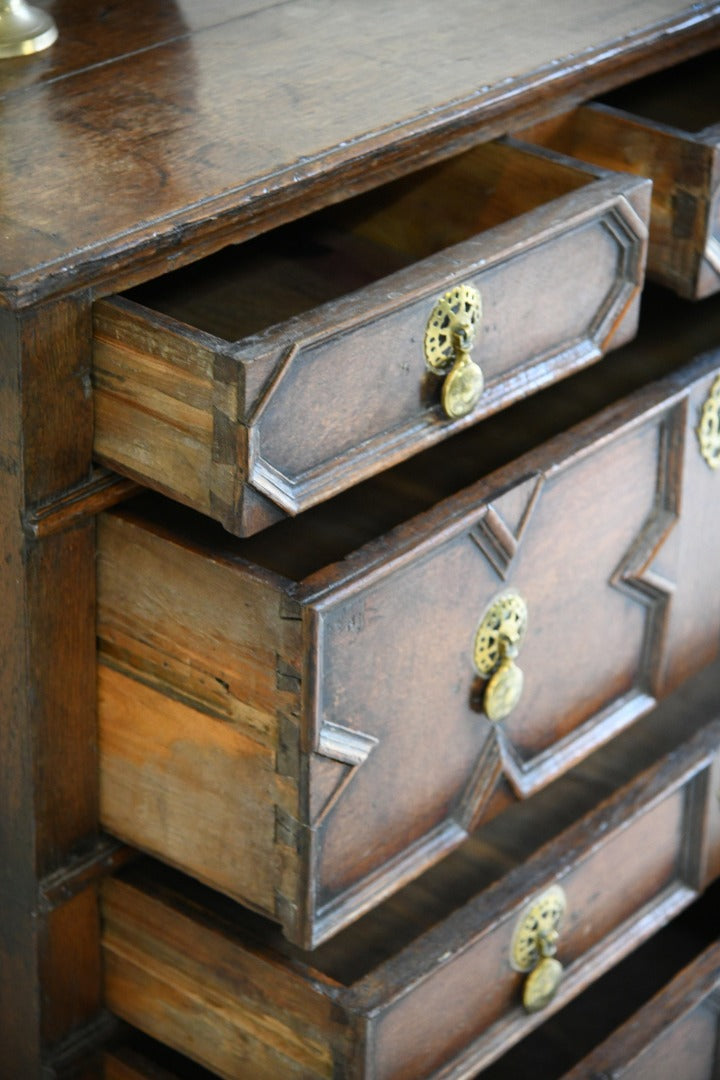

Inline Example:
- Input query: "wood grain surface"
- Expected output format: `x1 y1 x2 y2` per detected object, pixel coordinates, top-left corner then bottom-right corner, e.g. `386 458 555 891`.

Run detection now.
0 298 101 1068
2 0 719 306
3 5 720 1073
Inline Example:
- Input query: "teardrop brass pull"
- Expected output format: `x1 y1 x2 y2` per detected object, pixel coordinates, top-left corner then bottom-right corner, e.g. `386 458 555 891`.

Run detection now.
424 284 483 419
510 885 567 1013
473 591 527 721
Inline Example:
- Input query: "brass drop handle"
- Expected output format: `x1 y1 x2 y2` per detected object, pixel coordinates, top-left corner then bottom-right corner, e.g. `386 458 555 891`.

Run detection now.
473 590 528 722
424 284 484 419
510 885 567 1013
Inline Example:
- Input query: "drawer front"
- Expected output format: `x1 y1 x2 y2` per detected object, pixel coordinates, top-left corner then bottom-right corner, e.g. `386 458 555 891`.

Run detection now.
521 51 720 299
100 714 720 1080
98 351 720 948
302 355 720 945
93 139 649 536
560 938 720 1079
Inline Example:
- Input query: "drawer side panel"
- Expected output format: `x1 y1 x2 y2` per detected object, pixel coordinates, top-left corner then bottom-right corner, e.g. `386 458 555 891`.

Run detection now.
102 878 346 1080
522 105 717 298
93 300 222 515
97 511 303 928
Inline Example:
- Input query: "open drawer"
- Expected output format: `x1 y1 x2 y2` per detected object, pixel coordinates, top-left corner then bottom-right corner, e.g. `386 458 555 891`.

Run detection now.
559 937 720 1079
97 300 720 949
101 670 720 1080
520 49 720 300
92 138 649 536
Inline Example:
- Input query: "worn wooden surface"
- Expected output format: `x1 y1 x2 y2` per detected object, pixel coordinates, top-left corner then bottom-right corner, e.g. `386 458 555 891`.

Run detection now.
0 298 102 1068
522 49 720 298
97 318 720 947
100 677 720 1079
93 143 650 534
2 1 720 308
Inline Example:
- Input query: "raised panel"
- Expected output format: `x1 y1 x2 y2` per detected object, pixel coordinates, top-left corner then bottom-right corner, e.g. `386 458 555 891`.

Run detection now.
308 399 681 925
249 189 647 515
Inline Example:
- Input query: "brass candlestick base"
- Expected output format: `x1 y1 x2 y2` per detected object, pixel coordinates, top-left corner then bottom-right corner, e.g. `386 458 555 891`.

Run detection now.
0 0 58 58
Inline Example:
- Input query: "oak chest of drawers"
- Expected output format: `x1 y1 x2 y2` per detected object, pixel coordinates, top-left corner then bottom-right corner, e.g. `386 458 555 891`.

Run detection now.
95 341 720 949
3 3 720 1078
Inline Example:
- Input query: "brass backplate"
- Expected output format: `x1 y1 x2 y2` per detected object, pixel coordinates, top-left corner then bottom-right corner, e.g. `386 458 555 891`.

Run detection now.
698 373 720 469
510 884 567 973
473 591 528 678
424 283 481 374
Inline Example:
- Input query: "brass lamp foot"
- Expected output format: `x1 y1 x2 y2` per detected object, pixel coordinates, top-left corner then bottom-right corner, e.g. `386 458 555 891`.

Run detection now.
0 1 58 59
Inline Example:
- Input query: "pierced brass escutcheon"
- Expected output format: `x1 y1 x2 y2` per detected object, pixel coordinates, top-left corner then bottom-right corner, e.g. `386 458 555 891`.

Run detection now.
698 374 720 470
510 884 567 1014
424 284 483 419
473 590 528 721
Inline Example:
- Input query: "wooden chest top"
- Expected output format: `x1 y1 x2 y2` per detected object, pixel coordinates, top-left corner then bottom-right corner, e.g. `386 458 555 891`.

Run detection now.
2 0 720 307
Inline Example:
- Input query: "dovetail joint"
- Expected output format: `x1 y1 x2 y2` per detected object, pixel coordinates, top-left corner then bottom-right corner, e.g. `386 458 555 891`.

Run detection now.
276 655 301 692
276 712 301 779
275 806 302 852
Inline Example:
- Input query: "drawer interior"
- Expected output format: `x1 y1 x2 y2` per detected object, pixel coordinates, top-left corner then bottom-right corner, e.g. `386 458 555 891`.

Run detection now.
529 49 720 151
105 1040 216 1080
123 140 594 343
600 47 720 134
122 285 720 584
518 49 720 301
